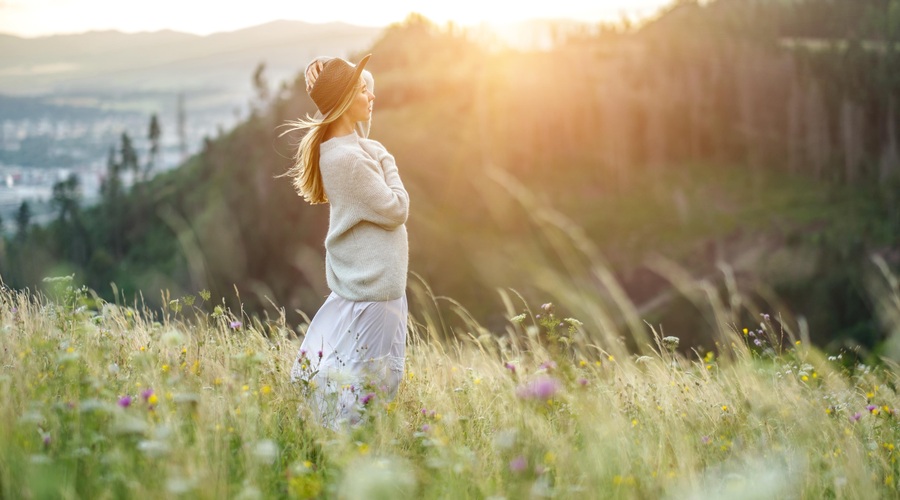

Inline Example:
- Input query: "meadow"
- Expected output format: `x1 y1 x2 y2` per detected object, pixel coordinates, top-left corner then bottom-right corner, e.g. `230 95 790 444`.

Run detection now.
2 257 900 500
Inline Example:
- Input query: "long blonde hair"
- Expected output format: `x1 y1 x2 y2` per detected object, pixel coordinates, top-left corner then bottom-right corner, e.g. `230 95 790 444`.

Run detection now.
278 78 360 204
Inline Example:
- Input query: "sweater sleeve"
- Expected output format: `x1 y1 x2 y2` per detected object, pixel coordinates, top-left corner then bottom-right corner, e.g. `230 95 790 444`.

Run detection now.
332 152 409 230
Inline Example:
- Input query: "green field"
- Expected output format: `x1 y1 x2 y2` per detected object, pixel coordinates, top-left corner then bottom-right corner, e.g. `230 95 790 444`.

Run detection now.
2 271 900 499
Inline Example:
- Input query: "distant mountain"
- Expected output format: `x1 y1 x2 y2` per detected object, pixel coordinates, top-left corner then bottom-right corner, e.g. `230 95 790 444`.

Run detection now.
0 21 383 95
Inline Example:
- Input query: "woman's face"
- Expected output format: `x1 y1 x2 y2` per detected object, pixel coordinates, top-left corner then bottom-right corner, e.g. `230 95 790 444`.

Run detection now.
347 78 375 123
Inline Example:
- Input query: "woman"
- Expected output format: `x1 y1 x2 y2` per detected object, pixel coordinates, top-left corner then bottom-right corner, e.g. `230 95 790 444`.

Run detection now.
281 54 409 429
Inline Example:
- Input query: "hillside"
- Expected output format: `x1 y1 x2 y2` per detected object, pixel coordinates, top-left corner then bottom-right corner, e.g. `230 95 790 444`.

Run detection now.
2 270 900 497
3 3 900 354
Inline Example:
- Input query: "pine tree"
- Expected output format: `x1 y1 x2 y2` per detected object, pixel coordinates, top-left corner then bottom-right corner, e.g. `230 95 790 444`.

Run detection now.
14 201 30 240
146 114 161 181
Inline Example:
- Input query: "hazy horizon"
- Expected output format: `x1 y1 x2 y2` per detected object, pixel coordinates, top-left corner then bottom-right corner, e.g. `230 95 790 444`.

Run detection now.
0 0 676 39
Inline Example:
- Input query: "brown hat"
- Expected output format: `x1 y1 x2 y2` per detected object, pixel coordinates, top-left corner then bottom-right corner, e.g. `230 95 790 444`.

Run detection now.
308 54 371 117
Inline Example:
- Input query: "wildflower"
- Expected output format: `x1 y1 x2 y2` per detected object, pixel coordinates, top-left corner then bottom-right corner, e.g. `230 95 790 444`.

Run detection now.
742 328 748 335
504 362 516 374
162 364 170 373
261 385 272 395
851 412 862 422
360 393 375 406
229 321 241 330
762 313 770 321
607 355 615 362
42 434 51 446
510 456 528 473
539 360 557 371
541 303 554 313
867 405 880 415
118 395 133 408
579 360 587 367
753 339 763 347
516 376 561 401
318 350 323 359
662 336 680 351
701 436 711 444
564 318 583 327
421 424 431 432
795 340 801 346
148 394 159 406
578 378 588 387
141 388 155 402
510 314 527 324
721 405 728 412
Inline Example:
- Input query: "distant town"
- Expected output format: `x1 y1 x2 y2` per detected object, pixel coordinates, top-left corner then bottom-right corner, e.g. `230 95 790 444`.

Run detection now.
0 97 243 231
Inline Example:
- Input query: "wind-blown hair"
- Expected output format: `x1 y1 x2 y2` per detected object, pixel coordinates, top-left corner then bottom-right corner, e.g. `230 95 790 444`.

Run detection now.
277 77 362 204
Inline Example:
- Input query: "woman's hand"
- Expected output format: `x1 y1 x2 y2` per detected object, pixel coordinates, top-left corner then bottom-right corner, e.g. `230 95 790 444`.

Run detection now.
305 58 327 93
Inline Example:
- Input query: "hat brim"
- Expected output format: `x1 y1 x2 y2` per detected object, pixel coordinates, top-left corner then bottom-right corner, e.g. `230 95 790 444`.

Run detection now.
324 53 371 119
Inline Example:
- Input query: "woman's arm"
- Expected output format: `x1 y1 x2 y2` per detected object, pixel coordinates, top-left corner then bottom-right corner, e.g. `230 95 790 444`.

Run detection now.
331 153 409 230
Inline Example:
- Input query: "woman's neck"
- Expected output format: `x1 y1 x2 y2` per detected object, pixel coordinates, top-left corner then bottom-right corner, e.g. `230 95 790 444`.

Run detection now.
323 117 355 141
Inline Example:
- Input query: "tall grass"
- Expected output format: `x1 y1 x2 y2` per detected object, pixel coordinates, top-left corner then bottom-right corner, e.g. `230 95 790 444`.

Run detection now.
1 253 900 500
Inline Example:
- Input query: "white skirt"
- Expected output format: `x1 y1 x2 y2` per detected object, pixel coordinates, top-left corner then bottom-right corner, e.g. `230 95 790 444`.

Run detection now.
290 292 407 428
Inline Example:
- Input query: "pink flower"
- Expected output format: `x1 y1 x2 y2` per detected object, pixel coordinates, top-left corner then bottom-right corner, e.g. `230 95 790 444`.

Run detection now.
516 376 561 400
141 388 154 402
118 395 132 408
360 393 375 406
504 362 516 374
229 321 242 330
510 456 527 473
850 412 862 422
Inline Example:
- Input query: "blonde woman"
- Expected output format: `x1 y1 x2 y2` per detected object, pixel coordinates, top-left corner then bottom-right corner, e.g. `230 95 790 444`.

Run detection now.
281 54 409 429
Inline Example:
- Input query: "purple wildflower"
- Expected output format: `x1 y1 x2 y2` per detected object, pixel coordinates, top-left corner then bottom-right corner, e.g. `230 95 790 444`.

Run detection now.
539 360 557 371
421 424 431 432
851 412 862 422
510 456 528 473
141 388 154 402
118 395 132 408
867 405 878 413
701 436 711 444
541 303 554 313
360 393 375 406
504 362 516 374
42 434 51 446
229 320 242 330
578 377 589 387
517 376 561 400
317 350 323 359
763 314 771 321
753 339 763 347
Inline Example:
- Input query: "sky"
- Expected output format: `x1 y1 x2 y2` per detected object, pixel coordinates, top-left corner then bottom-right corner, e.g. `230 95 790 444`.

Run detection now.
0 0 677 38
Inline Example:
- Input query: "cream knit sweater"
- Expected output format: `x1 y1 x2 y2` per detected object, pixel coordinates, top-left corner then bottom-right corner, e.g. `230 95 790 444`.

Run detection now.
319 132 409 302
